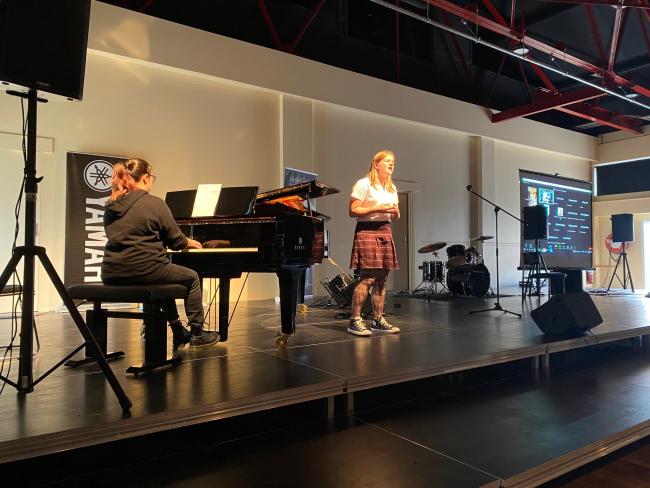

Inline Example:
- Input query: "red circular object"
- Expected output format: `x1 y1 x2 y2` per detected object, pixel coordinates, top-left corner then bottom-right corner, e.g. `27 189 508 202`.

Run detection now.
605 233 623 254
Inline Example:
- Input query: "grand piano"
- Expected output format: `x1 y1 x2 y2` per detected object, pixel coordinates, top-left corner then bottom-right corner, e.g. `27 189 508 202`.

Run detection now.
169 180 338 343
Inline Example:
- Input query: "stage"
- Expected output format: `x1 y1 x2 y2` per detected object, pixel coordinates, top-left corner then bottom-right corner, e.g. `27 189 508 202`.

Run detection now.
1 291 650 487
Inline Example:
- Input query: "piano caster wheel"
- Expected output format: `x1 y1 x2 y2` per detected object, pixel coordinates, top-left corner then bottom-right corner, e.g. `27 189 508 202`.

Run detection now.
297 303 308 314
276 332 289 348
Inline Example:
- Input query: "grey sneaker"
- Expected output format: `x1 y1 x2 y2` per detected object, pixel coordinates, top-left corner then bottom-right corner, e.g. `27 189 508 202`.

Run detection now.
371 316 400 334
347 317 372 337
189 330 220 348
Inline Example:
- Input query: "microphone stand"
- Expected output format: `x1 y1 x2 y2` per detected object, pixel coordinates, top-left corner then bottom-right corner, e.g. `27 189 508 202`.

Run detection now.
465 185 521 318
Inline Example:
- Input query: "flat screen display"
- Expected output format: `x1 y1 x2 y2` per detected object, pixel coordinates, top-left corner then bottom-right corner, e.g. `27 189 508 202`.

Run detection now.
519 170 593 269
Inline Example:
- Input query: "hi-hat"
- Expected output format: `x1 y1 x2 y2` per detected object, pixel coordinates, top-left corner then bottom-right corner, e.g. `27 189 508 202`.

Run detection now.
471 235 493 242
418 241 447 253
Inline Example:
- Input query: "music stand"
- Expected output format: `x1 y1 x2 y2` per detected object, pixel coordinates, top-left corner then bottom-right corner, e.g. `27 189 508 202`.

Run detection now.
0 89 131 411
465 185 521 318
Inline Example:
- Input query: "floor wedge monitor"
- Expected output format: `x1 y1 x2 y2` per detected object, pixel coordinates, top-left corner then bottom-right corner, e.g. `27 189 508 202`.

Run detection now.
530 292 602 336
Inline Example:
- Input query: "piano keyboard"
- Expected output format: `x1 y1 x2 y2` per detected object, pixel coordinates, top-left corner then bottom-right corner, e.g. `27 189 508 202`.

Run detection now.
168 247 258 253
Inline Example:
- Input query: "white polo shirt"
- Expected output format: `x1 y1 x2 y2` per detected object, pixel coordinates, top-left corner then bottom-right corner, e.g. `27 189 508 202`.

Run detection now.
351 177 398 222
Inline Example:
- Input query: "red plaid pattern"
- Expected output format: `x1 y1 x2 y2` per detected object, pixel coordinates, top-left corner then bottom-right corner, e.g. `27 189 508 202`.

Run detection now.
350 221 399 270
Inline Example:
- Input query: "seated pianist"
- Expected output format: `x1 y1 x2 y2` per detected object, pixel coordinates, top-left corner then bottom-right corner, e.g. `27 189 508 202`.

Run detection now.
101 158 219 349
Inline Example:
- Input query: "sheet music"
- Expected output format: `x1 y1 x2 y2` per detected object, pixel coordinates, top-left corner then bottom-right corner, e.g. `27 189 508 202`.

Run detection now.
192 184 222 217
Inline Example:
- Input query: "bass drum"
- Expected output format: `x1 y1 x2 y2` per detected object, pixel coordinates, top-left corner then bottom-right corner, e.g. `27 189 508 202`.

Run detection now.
446 264 490 297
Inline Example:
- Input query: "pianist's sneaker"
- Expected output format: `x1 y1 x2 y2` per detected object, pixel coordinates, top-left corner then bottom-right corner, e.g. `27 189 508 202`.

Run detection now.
170 320 191 351
370 316 400 334
189 329 220 348
348 317 372 337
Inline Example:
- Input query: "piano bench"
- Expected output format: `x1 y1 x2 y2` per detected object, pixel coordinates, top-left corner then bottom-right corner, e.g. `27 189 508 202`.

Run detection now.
66 283 189 375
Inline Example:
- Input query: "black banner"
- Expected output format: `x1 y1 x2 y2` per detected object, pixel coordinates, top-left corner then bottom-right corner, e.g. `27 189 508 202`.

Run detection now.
64 153 125 286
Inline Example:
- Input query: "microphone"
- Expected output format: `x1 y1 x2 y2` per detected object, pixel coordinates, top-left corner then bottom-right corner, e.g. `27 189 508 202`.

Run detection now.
466 185 472 191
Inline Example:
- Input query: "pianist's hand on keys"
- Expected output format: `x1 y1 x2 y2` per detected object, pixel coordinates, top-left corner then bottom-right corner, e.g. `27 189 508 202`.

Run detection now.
186 238 203 249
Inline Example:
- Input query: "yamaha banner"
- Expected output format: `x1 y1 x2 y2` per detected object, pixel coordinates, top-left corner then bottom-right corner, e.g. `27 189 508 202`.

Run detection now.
64 153 125 286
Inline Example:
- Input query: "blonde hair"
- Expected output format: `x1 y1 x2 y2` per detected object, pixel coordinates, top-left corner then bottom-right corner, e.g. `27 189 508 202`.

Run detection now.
109 158 152 201
367 150 396 192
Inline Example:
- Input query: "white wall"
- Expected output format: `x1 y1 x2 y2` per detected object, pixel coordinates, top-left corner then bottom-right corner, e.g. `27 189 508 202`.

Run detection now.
311 103 472 290
593 131 650 290
0 53 281 310
0 1 598 310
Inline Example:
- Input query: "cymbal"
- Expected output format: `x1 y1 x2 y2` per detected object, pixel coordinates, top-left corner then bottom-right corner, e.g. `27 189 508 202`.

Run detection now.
470 235 493 242
418 241 447 253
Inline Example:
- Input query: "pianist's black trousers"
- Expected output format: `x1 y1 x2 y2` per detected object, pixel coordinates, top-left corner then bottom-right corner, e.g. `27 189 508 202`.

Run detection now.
103 263 204 330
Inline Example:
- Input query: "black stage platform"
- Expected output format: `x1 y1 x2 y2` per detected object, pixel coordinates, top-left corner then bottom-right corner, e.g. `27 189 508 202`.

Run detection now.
1 292 650 487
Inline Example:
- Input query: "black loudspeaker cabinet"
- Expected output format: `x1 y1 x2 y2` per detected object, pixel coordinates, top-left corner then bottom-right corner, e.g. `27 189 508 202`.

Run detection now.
530 292 602 336
0 0 91 100
611 213 634 243
523 205 548 240
323 274 372 315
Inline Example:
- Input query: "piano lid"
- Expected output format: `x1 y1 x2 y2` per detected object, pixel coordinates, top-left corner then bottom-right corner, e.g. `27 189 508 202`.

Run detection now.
256 180 339 204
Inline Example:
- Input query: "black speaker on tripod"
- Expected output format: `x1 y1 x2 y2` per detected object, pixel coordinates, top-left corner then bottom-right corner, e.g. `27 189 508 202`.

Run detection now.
607 213 635 292
611 213 634 243
0 0 91 100
523 205 548 240
530 292 602 336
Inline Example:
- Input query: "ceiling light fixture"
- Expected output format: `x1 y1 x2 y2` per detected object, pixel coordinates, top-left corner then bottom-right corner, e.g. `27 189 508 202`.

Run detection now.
512 43 529 56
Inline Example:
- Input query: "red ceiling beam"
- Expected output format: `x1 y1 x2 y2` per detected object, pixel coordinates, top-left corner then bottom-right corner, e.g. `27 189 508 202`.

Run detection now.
559 103 643 133
540 0 650 7
639 9 650 56
492 87 606 122
643 0 650 26
608 7 625 71
257 0 326 53
257 0 284 50
480 0 509 27
421 0 650 98
441 11 472 78
476 0 643 133
529 62 558 92
584 5 606 68
517 60 534 100
289 0 327 52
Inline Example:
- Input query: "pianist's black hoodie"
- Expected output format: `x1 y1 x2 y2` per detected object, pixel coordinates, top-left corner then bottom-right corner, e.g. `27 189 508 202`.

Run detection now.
101 189 187 281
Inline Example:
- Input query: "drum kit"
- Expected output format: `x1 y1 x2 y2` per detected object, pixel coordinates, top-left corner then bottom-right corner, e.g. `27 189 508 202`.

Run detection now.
415 236 493 298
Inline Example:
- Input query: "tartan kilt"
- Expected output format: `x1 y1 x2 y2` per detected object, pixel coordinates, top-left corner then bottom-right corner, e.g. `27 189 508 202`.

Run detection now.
350 221 399 270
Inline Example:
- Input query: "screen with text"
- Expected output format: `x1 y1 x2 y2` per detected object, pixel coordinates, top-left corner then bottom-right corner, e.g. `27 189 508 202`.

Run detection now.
519 170 593 269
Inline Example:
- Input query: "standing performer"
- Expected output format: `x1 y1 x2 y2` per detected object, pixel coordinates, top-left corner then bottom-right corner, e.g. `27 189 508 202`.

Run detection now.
101 158 219 349
348 150 401 336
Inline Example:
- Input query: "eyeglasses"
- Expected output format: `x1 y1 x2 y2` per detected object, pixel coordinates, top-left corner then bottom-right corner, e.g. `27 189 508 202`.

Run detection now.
148 174 157 183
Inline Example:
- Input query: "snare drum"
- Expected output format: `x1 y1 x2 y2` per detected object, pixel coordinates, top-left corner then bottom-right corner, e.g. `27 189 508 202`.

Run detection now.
419 261 444 282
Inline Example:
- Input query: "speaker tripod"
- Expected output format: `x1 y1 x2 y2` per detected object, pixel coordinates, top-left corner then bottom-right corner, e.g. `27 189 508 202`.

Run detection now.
607 242 634 293
522 239 549 299
0 89 131 411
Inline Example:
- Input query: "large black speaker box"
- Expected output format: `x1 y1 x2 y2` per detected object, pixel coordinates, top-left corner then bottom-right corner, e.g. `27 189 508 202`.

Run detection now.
523 205 548 240
611 213 634 243
0 0 91 100
530 292 602 336
323 274 372 315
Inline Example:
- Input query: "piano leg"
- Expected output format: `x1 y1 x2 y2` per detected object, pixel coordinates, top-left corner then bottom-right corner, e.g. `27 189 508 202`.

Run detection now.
276 268 305 336
218 277 231 341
